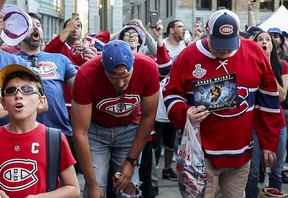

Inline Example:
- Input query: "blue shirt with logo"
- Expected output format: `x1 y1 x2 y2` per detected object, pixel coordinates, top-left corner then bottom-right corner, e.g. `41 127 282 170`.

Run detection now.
18 51 77 136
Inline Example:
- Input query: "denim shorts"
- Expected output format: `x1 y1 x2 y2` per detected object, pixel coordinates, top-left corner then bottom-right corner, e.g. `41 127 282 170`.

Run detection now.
84 122 140 197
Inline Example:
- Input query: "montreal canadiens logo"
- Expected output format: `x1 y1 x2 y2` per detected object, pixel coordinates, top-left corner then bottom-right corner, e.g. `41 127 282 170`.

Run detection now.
32 61 58 80
213 86 250 117
96 94 141 117
0 159 38 191
219 24 234 35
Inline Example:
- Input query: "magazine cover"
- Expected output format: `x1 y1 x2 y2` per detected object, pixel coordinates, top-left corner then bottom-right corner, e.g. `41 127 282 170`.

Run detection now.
192 74 237 111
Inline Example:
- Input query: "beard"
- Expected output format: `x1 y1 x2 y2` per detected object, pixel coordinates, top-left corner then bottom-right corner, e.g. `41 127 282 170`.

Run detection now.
23 36 41 49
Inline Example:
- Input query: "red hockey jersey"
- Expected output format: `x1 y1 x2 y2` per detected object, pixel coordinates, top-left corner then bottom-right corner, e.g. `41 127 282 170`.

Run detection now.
163 38 281 169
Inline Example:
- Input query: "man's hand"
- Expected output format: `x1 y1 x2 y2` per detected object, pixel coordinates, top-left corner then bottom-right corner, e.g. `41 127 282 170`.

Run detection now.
263 149 276 168
0 190 9 198
192 22 204 41
151 20 163 40
65 17 81 33
83 47 97 61
87 183 103 198
128 19 145 32
187 105 210 125
114 160 134 194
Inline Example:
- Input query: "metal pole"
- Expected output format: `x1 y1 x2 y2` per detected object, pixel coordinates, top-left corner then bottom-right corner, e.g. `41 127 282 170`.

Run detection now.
74 0 77 13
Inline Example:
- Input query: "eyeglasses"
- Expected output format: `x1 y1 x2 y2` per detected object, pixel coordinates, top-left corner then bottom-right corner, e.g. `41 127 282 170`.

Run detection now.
3 85 43 96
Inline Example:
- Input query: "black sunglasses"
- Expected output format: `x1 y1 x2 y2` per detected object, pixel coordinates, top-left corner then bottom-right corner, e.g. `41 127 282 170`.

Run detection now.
4 85 43 96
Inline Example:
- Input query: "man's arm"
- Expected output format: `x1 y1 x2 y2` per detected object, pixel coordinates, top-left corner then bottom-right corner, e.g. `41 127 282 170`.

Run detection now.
115 91 159 192
26 166 80 198
71 101 102 197
66 76 75 88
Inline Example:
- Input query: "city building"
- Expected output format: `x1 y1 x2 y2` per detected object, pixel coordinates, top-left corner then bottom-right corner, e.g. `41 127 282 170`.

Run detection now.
176 0 288 31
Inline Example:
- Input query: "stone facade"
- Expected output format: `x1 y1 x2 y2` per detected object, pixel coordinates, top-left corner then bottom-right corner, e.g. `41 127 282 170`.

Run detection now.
176 0 286 31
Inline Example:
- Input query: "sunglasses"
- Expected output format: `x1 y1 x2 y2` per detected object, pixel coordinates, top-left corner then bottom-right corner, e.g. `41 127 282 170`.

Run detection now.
3 85 43 96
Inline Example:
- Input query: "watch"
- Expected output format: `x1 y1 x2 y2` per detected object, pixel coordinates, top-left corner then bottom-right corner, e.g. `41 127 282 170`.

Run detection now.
125 156 138 166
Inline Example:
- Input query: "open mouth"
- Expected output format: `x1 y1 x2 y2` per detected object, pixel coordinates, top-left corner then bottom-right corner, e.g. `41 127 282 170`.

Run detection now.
262 46 267 51
31 32 40 41
15 103 24 111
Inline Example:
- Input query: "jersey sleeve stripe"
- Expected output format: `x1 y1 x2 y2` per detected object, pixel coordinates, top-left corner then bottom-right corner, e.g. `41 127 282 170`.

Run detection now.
255 91 280 110
258 89 279 96
255 105 281 113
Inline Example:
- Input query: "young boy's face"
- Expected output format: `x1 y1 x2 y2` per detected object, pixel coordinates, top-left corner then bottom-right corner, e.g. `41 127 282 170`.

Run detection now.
1 77 45 121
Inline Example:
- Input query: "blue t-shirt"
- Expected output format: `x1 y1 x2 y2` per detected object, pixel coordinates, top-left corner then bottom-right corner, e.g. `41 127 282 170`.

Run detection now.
0 50 27 67
0 50 28 125
18 51 77 136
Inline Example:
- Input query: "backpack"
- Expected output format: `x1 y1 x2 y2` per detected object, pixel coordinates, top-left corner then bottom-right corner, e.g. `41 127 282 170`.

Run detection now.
46 127 61 192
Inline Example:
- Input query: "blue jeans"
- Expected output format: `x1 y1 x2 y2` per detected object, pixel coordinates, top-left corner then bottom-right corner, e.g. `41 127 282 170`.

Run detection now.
245 127 287 197
84 123 140 197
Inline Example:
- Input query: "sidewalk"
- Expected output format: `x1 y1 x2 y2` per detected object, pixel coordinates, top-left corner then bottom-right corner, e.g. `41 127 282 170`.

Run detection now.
78 160 288 197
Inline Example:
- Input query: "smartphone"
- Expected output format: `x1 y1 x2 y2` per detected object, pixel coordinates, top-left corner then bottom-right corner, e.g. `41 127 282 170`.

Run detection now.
149 10 159 28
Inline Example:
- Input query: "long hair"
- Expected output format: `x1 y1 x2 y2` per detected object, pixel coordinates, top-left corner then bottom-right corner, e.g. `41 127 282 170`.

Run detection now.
254 31 283 86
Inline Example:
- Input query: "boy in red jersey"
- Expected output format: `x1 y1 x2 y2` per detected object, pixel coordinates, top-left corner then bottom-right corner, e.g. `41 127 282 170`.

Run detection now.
0 64 79 198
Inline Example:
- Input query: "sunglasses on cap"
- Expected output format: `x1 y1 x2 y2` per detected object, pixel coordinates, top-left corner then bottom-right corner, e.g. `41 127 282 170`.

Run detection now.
3 85 43 97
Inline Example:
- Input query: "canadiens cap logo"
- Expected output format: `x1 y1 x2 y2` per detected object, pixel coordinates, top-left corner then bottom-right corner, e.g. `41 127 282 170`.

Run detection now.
219 24 234 35
192 64 206 79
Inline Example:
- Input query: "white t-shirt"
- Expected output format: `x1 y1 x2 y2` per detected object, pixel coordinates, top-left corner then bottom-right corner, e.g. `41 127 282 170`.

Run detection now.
163 38 186 61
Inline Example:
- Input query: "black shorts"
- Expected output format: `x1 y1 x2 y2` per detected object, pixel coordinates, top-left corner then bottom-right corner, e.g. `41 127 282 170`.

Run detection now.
154 121 177 149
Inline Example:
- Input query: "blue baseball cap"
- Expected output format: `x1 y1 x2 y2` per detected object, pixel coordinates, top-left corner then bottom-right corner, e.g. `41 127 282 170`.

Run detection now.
207 9 240 50
102 40 134 73
268 27 282 34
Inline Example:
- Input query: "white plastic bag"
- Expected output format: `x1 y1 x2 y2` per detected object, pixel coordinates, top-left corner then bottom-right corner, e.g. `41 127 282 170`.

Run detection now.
177 117 207 198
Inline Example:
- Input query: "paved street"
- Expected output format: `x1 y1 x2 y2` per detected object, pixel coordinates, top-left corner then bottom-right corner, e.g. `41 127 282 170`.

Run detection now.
78 159 288 197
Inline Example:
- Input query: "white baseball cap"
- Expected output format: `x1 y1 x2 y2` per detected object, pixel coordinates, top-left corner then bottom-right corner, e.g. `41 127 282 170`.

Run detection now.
0 5 32 46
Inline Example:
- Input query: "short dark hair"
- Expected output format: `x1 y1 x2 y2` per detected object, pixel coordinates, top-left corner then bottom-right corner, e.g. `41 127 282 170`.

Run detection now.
63 18 82 29
166 19 182 35
1 72 44 97
28 12 42 22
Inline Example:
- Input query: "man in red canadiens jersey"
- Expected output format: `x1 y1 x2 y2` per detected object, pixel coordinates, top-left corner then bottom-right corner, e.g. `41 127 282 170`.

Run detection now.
72 40 159 197
0 64 79 198
163 9 282 198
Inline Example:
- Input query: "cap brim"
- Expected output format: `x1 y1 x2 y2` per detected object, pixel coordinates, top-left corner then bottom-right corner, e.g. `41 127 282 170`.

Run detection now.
210 36 240 50
0 31 26 46
0 64 41 88
0 5 32 46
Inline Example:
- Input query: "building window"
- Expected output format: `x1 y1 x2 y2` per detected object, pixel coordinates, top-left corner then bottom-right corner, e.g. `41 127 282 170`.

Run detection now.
166 0 173 17
196 0 212 10
260 0 275 11
217 0 232 10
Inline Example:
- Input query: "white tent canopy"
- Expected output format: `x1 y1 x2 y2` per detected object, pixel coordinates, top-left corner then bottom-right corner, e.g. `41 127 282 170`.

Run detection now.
258 5 288 33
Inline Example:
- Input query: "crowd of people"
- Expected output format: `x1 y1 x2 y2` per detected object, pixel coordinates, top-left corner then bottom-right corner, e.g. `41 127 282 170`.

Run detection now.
0 0 288 197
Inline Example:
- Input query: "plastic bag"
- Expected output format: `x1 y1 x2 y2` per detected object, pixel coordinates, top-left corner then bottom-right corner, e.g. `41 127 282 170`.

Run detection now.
177 117 207 198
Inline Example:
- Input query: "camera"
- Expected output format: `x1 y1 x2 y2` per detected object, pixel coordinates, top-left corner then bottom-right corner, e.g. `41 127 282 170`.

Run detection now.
149 10 159 28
